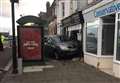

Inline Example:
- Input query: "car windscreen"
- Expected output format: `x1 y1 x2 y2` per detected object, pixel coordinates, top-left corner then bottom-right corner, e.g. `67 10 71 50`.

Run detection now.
51 36 62 43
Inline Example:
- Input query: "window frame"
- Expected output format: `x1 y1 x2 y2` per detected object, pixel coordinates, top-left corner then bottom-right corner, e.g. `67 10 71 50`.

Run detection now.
115 13 120 61
113 12 120 64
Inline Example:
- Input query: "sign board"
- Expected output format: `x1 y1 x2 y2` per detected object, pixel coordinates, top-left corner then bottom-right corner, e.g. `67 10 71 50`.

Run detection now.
18 26 42 61
95 2 120 17
62 11 84 28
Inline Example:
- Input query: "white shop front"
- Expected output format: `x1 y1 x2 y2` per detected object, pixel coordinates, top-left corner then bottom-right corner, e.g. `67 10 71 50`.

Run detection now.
83 0 120 78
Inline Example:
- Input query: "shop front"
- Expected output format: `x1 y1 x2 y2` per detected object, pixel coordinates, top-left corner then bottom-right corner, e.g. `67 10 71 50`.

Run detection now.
61 11 84 40
83 0 120 78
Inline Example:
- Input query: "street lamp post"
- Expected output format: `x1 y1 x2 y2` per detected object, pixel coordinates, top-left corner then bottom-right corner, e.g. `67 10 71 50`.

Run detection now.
10 0 18 74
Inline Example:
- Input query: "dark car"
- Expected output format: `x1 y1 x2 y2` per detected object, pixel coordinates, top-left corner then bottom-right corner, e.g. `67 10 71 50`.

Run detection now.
44 35 81 59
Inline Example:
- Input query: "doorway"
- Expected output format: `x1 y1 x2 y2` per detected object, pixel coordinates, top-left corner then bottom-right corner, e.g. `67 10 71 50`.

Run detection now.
69 30 79 40
101 14 115 55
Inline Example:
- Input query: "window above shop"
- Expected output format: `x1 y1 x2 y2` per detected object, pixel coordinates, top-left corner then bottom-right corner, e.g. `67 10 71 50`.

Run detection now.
88 0 94 4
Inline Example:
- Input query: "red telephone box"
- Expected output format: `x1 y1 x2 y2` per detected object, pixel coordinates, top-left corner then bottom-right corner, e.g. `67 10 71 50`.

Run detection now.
18 26 43 61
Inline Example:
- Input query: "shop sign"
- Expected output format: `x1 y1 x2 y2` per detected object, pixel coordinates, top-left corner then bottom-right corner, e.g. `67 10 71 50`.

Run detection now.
18 27 42 60
95 2 120 17
62 17 71 28
62 11 84 28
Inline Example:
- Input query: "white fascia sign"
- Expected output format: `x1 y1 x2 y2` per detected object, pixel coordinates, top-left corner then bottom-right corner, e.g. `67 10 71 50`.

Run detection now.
95 2 120 17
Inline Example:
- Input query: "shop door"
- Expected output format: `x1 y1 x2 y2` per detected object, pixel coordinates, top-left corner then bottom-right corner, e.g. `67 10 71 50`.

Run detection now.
101 14 115 55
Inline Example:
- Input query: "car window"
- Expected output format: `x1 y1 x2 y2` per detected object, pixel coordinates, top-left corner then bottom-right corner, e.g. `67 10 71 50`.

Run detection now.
60 36 69 41
51 36 61 43
54 37 61 43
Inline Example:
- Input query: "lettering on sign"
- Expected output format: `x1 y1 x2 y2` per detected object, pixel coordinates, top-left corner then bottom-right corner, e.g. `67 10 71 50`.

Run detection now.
95 3 120 17
23 41 39 50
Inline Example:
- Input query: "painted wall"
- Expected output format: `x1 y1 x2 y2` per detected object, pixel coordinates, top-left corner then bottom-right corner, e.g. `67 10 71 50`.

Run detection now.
113 63 120 78
0 0 13 34
56 0 71 35
84 54 113 69
83 10 96 22
0 0 11 17
77 0 87 11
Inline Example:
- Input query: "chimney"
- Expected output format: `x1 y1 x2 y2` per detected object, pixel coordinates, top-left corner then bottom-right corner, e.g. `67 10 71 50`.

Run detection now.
46 1 50 13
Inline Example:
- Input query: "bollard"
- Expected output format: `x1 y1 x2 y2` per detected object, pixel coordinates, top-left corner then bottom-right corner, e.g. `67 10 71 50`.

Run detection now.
18 58 23 74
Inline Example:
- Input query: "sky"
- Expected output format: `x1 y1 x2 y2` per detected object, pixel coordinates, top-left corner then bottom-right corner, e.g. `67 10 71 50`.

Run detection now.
18 0 54 16
0 0 54 34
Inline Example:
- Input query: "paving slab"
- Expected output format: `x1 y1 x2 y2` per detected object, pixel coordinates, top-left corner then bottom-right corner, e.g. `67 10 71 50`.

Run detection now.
1 60 120 83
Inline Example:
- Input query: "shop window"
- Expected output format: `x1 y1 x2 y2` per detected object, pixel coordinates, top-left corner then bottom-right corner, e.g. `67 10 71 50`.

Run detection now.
86 22 98 54
101 14 115 55
116 21 120 60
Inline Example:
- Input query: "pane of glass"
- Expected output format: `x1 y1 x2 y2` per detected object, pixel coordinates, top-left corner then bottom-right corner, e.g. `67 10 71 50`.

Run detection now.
102 24 115 55
86 25 98 54
116 21 120 60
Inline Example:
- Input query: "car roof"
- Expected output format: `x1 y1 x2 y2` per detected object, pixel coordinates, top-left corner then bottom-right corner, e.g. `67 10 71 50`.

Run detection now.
45 35 60 38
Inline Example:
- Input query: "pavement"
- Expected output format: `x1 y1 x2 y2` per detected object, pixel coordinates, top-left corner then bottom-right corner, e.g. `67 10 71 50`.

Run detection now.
1 59 120 83
0 48 12 69
0 47 12 82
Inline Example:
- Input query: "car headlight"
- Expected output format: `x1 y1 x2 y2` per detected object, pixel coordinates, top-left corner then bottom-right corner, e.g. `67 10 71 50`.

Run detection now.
59 45 69 50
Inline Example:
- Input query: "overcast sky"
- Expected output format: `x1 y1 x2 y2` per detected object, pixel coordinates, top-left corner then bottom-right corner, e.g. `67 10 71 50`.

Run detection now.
0 0 54 34
18 0 54 16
